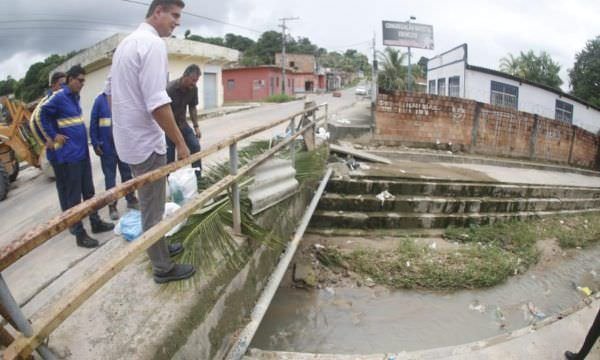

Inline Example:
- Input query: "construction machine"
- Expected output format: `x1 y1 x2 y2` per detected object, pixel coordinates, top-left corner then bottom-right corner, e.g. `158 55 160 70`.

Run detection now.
0 96 47 201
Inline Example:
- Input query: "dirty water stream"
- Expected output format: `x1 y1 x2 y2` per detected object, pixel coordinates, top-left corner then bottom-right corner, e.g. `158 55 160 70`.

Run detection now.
251 243 600 354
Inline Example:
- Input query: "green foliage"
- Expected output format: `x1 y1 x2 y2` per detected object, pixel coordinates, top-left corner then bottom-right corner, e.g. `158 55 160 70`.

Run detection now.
264 93 295 103
0 76 19 97
535 213 600 248
11 52 75 102
569 36 600 108
499 50 563 89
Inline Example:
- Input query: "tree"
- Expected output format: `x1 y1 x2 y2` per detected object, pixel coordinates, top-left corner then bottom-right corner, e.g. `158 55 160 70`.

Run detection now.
224 33 255 52
498 50 563 89
0 76 19 97
15 53 73 102
377 47 408 92
569 36 600 107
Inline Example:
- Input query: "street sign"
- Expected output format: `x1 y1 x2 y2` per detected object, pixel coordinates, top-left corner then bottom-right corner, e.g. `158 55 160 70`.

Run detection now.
382 21 434 49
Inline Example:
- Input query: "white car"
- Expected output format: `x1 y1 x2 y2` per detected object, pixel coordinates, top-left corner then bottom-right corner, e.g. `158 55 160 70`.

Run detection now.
355 87 367 96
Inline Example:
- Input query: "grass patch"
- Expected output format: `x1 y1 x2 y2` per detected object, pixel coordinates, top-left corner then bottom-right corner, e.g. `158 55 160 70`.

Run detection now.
534 213 600 248
264 94 296 103
325 214 600 290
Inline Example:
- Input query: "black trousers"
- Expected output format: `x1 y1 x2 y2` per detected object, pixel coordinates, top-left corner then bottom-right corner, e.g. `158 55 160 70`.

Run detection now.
52 157 101 236
573 307 600 359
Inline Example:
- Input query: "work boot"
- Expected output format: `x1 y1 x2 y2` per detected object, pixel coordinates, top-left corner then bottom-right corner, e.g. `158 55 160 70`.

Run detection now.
153 264 196 284
127 196 140 210
168 243 184 257
91 219 115 234
564 351 579 360
76 232 99 248
108 204 119 221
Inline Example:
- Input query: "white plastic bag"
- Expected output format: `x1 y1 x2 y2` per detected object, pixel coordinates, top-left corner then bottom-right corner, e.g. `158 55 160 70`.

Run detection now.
164 202 185 237
168 167 198 205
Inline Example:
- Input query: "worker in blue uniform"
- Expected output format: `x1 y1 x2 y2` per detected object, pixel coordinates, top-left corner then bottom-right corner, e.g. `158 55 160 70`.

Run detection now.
90 91 139 220
40 65 114 248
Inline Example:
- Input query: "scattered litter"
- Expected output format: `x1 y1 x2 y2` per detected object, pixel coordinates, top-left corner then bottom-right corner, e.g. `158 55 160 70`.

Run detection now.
577 286 593 297
337 118 351 124
316 127 330 140
406 261 411 267
398 169 406 174
527 302 546 319
345 156 360 170
559 220 564 224
360 163 371 170
115 210 142 241
324 287 336 295
314 243 326 251
591 270 597 277
376 190 395 206
495 307 506 321
429 242 437 250
164 202 185 236
469 301 486 313
365 277 376 287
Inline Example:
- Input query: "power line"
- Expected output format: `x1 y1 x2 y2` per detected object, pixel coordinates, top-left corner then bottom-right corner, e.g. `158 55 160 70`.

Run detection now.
0 19 135 28
121 0 269 34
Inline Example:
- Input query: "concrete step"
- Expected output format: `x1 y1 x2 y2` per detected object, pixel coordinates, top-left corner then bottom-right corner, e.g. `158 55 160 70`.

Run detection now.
318 193 600 214
326 178 600 199
310 208 600 229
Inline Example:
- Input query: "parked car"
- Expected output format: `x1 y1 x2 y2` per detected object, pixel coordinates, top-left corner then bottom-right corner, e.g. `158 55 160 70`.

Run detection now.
355 87 367 96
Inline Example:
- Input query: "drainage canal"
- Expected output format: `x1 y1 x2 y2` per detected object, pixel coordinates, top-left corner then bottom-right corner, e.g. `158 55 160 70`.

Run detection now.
249 171 600 354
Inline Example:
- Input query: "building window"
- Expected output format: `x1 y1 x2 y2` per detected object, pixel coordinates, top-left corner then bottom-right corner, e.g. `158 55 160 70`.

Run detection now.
428 80 436 95
437 78 446 96
227 79 235 90
448 76 460 97
490 80 518 110
253 79 265 90
276 77 280 87
555 100 573 123
290 61 295 68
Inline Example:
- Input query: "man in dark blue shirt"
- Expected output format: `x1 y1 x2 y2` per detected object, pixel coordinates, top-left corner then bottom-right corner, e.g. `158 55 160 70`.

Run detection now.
41 65 114 248
90 91 139 220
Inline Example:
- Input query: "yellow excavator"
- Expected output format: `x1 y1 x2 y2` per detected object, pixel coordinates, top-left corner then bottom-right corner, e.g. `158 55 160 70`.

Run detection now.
0 96 49 200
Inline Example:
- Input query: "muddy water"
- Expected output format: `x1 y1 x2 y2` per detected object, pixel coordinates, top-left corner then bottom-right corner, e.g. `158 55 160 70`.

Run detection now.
251 244 600 354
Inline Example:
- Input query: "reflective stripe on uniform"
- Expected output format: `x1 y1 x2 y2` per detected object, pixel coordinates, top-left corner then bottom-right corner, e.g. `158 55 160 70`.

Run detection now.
99 117 111 127
57 117 83 128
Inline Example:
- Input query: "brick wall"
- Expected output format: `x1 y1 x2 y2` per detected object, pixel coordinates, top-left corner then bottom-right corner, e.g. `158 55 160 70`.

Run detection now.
375 92 600 169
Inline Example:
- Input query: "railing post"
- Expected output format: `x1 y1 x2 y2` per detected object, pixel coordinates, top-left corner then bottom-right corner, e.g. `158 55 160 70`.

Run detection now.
290 116 296 165
0 274 56 359
229 142 241 234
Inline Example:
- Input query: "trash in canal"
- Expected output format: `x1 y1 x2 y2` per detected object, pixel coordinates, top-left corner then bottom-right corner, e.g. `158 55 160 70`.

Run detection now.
527 302 546 320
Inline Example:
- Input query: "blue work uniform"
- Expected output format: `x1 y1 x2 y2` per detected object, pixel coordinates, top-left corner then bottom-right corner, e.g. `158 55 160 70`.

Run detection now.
29 89 58 164
40 84 102 236
89 92 135 204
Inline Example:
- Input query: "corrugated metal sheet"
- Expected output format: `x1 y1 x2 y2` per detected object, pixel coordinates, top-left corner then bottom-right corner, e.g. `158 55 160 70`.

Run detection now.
248 158 299 215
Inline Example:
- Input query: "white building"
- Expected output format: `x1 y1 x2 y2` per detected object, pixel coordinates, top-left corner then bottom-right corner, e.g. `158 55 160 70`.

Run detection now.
427 44 600 133
53 33 239 124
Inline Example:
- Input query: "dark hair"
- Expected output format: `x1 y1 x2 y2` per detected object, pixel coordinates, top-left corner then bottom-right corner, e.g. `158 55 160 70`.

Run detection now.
50 71 66 85
146 0 185 18
66 65 86 82
183 64 201 77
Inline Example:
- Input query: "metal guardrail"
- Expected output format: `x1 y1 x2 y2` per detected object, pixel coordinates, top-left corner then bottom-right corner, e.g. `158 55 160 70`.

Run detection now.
1 102 328 359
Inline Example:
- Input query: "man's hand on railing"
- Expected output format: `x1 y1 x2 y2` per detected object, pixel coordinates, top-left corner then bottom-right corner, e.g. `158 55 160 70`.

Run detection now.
176 142 191 160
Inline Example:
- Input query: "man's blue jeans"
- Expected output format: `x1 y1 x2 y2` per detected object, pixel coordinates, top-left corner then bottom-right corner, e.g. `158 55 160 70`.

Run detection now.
166 123 202 174
100 154 136 203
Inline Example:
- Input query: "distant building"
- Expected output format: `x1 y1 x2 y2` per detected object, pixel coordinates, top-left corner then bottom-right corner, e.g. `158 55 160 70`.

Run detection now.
222 66 295 102
275 53 323 93
427 44 600 133
52 33 239 122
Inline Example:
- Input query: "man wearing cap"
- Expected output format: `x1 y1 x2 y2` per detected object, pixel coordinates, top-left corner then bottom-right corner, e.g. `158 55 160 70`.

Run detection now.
40 65 114 248
90 91 139 220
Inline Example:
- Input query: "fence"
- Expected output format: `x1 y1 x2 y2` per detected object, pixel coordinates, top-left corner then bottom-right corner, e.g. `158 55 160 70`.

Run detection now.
0 102 328 359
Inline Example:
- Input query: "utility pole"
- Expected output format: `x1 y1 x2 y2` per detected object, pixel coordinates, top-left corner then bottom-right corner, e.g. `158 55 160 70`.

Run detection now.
279 17 299 95
406 15 416 92
371 32 377 106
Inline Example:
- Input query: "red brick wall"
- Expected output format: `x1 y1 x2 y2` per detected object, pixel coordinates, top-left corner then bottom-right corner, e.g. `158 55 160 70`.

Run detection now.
375 92 600 169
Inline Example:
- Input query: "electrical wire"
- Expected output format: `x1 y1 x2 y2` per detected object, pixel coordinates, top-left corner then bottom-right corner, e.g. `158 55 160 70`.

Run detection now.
121 0 270 34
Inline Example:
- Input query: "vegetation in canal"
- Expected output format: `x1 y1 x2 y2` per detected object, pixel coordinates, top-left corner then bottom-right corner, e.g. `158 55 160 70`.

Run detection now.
316 213 600 290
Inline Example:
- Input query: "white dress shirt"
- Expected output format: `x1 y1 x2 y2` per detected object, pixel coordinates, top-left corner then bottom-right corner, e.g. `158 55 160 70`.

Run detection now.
105 22 171 165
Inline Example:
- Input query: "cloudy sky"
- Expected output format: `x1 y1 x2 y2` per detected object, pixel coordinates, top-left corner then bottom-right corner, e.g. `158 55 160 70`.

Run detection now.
1 0 598 91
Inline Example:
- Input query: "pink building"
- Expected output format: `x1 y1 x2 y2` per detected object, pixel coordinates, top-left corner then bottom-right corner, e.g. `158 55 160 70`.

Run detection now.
223 66 295 102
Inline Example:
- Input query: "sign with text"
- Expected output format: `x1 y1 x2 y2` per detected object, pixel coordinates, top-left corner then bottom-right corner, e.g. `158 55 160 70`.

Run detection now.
382 21 434 49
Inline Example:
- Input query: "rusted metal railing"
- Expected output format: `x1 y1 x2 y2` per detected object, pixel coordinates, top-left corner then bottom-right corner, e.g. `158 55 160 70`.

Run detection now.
1 103 328 359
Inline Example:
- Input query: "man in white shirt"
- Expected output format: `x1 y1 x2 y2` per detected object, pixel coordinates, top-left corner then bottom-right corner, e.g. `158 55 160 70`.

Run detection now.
107 0 194 284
